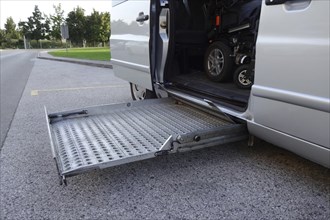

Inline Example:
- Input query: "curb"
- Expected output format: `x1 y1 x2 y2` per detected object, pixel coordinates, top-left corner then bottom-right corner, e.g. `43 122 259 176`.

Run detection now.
37 54 113 69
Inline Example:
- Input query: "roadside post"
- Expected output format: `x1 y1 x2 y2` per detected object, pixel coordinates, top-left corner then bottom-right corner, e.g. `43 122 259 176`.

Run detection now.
23 35 27 50
60 24 69 53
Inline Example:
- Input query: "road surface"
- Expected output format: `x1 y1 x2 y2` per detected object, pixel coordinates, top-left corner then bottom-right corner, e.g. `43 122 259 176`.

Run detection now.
0 58 328 219
0 50 38 148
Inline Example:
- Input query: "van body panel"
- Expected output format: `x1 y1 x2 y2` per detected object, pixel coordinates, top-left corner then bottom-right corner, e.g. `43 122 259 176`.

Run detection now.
251 96 329 148
254 1 329 97
248 122 330 168
110 0 153 90
250 0 330 150
252 85 330 113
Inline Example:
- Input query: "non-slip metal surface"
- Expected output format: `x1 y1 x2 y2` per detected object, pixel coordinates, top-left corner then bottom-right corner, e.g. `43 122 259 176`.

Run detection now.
49 99 233 176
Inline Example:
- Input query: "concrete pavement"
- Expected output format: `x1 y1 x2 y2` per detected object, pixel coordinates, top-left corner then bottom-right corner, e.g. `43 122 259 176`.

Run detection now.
0 50 39 147
0 57 329 219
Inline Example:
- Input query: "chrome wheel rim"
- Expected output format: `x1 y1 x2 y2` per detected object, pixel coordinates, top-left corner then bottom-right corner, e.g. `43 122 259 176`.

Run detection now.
238 70 252 86
207 48 224 76
132 84 146 100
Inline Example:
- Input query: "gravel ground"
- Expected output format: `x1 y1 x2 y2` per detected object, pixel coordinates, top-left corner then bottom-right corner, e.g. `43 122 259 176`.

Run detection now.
0 59 329 220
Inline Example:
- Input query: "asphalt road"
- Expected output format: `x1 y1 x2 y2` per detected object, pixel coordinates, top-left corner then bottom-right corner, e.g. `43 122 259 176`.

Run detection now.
0 58 329 219
0 50 38 147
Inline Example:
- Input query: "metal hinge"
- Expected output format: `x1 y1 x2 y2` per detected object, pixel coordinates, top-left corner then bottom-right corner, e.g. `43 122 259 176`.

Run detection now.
155 135 173 156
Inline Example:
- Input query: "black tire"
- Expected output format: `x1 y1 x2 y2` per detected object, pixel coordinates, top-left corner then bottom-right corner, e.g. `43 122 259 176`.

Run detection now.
130 83 156 100
233 64 254 89
204 41 233 82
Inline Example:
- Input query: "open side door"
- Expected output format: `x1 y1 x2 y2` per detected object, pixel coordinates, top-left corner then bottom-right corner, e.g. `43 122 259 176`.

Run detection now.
111 0 169 91
46 98 247 185
111 0 153 90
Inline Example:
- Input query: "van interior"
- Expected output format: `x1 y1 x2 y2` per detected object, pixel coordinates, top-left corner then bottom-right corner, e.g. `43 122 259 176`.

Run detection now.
164 0 262 111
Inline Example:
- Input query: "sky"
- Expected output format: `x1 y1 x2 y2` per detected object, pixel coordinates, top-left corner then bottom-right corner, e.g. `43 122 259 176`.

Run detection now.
0 0 111 29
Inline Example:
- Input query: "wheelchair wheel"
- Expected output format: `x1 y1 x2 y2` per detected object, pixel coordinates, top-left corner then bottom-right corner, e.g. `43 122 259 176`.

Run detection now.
204 41 233 82
233 64 254 89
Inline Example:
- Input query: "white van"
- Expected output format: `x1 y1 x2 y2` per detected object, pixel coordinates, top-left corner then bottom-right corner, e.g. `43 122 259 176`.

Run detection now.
45 0 329 184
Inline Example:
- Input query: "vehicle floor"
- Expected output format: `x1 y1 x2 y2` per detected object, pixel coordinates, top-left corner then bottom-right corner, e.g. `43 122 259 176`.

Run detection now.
170 70 250 105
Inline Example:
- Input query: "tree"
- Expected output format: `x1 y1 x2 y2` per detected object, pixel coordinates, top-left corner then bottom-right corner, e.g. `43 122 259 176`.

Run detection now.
18 20 33 40
85 10 110 47
4 17 19 39
66 6 86 46
0 29 6 47
43 14 51 40
18 5 50 47
50 3 65 41
85 9 101 46
29 5 45 42
99 12 110 46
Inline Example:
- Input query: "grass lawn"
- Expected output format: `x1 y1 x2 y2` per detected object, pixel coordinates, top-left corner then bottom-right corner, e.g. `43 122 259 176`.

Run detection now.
48 47 111 61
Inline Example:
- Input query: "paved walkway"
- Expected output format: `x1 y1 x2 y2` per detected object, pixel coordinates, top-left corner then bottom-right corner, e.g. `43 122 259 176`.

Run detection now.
38 51 112 69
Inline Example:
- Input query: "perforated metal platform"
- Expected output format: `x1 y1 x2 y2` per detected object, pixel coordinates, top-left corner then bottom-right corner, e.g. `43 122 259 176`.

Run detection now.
46 98 247 181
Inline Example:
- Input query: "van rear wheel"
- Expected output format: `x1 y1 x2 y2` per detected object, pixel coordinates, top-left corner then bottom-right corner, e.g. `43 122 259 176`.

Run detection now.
130 83 156 100
204 41 233 82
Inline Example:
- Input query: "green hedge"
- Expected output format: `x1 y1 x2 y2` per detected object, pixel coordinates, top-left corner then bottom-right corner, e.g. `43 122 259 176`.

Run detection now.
1 39 23 49
1 39 109 49
0 39 68 49
29 40 67 49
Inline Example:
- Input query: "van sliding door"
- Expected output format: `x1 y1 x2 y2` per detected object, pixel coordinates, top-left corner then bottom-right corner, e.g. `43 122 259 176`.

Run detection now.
250 0 330 166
